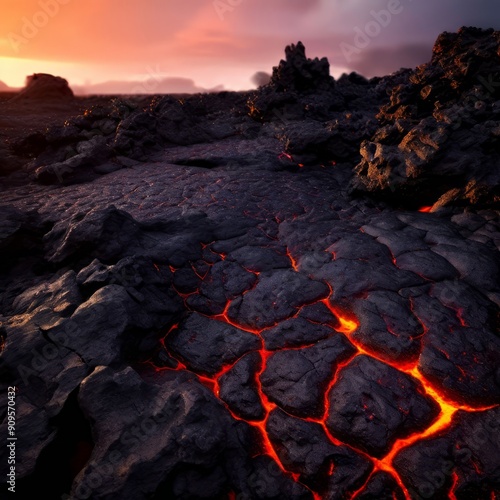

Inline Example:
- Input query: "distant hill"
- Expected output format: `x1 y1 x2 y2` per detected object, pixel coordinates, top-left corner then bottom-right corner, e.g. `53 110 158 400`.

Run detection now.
0 81 20 93
0 76 225 97
72 77 224 95
10 73 73 102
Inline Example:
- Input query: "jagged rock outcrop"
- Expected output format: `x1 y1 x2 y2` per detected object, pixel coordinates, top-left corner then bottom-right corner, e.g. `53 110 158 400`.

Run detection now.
270 41 334 93
351 27 500 210
247 41 345 123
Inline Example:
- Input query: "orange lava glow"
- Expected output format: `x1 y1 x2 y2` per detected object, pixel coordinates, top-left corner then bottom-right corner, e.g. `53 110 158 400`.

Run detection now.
449 471 459 500
320 298 359 334
250 349 299 479
373 365 496 498
278 152 294 162
148 244 498 499
418 206 433 213
215 301 264 335
286 248 300 272
379 369 458 467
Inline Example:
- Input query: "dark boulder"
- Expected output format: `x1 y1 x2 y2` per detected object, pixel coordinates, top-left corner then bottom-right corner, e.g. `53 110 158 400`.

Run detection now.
11 74 74 101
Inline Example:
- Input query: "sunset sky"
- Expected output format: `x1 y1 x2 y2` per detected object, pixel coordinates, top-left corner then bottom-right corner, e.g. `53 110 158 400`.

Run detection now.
0 0 499 94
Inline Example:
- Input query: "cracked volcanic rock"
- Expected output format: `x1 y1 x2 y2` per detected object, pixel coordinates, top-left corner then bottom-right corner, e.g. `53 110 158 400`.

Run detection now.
1 27 500 500
326 355 440 458
261 335 355 418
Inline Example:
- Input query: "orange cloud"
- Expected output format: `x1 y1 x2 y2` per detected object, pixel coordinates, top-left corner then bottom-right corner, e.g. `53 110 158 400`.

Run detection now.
1 0 495 92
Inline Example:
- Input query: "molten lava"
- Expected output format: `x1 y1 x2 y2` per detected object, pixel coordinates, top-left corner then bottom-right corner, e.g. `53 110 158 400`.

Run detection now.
278 152 293 162
321 301 359 334
149 245 498 499
250 349 299 479
449 471 459 500
286 247 300 272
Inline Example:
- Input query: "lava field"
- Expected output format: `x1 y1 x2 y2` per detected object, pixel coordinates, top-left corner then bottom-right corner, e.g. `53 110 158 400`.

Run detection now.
1 27 500 500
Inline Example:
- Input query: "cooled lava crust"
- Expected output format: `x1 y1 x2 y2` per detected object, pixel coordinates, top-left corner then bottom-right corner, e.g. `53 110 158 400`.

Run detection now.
1 27 500 500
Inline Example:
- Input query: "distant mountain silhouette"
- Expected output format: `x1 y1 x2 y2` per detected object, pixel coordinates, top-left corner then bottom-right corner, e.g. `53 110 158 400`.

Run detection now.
0 80 14 92
72 77 225 95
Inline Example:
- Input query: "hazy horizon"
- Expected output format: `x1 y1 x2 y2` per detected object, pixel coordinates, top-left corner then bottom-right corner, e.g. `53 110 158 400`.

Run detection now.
1 0 499 95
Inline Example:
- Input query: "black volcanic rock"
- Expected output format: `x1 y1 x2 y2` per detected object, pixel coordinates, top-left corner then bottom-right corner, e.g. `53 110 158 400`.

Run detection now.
0 205 52 315
417 27 500 100
242 455 313 500
43 205 212 266
0 142 25 175
410 282 500 406
354 472 406 500
45 285 142 367
218 351 264 420
66 366 282 500
1 28 500 500
43 206 144 264
270 41 334 93
393 407 500 499
186 260 258 316
226 270 329 329
247 41 346 123
166 313 261 375
350 290 424 362
113 109 160 159
11 73 74 101
326 355 440 458
261 334 355 418
267 408 373 497
34 135 114 185
351 27 500 209
262 313 334 350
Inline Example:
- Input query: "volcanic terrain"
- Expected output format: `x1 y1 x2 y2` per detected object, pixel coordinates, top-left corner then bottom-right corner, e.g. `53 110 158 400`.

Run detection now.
1 27 500 499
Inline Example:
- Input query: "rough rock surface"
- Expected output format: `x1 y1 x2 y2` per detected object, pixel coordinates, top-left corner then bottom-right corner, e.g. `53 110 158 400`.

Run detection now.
269 41 334 93
261 335 356 418
326 355 440 458
351 27 500 209
1 28 500 499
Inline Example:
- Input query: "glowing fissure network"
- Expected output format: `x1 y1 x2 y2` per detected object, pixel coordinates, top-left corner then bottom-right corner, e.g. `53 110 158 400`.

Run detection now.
150 249 497 500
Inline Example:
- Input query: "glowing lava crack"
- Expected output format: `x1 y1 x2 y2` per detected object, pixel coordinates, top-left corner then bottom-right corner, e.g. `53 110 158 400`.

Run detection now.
149 255 498 500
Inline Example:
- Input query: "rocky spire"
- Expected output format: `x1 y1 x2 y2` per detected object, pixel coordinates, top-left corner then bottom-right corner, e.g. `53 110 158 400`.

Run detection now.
270 41 335 92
